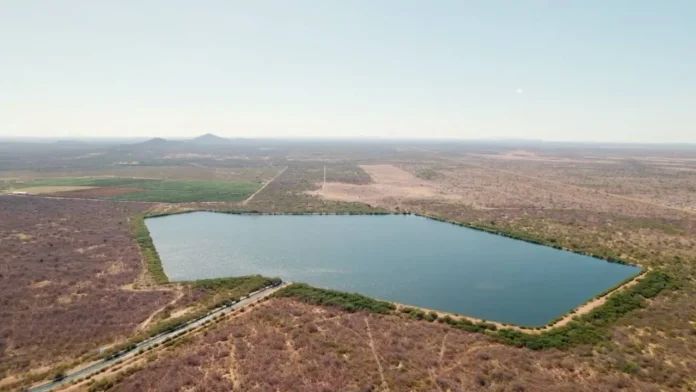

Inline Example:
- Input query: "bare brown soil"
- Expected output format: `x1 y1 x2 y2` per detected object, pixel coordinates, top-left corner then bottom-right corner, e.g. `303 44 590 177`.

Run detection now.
105 298 662 392
48 187 144 199
0 196 174 384
314 160 693 219
7 186 97 194
309 164 460 205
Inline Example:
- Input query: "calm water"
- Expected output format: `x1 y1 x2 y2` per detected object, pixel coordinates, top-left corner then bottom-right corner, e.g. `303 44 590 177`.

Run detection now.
146 212 640 326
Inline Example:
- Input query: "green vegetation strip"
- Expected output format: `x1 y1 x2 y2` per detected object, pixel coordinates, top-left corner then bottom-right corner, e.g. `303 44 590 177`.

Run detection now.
11 177 261 202
492 270 672 349
277 271 672 350
132 215 168 284
189 275 282 292
135 209 670 352
275 283 396 314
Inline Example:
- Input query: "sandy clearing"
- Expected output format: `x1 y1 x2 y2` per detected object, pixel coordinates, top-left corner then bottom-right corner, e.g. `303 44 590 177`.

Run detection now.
28 280 51 289
308 164 461 204
136 287 185 332
49 186 143 199
7 186 97 194
11 232 34 241
467 151 618 164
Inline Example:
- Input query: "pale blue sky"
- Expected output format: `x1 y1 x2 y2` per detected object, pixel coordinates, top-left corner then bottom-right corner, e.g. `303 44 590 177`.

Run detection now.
1 1 694 142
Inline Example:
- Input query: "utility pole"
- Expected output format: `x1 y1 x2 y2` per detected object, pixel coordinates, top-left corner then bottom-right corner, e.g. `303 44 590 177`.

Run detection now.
323 165 326 190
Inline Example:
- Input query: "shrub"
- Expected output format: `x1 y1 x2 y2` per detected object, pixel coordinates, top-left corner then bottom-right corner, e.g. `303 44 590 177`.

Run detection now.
132 215 167 284
275 284 395 314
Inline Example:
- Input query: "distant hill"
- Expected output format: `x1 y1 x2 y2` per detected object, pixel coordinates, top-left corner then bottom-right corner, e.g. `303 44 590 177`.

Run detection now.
190 133 231 145
121 134 233 152
53 139 87 145
139 137 169 146
122 137 180 152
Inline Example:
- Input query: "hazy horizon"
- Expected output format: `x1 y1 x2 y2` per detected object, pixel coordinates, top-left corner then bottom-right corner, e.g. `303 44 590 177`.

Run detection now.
4 134 696 148
3 1 695 143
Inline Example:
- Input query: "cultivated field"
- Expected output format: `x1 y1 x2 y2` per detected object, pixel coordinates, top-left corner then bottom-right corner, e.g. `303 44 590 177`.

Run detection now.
2 177 263 203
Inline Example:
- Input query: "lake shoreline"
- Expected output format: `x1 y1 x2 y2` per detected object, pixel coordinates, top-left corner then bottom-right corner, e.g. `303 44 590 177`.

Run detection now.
145 208 642 269
392 268 647 333
144 210 642 327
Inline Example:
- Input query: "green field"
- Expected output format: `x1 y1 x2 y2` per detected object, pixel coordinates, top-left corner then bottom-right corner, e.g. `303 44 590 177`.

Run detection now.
7 177 261 203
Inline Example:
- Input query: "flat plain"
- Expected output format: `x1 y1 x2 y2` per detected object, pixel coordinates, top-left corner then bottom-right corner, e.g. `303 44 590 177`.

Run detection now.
1 138 695 391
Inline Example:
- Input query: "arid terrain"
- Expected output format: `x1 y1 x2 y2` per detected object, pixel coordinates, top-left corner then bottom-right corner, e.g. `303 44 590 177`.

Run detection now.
1 138 695 391
101 298 662 392
309 164 462 204
0 196 173 385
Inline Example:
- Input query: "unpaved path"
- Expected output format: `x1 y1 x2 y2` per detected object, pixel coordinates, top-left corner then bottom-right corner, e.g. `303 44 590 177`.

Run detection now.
437 332 448 367
136 287 185 331
365 317 390 392
227 339 241 391
28 282 288 392
241 166 287 205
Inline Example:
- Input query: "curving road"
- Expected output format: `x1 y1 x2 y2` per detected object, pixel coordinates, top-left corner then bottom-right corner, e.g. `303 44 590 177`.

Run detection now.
28 281 288 392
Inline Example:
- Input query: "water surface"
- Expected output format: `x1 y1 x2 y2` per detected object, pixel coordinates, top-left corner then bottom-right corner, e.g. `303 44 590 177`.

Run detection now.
146 212 640 326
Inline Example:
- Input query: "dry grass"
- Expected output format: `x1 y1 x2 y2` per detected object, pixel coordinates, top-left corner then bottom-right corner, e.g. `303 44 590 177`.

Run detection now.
104 298 662 392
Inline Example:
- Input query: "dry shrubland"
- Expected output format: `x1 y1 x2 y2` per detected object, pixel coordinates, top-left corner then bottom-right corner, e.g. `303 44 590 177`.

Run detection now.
0 196 174 384
312 148 696 389
106 298 661 392
2 142 695 391
103 145 696 391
